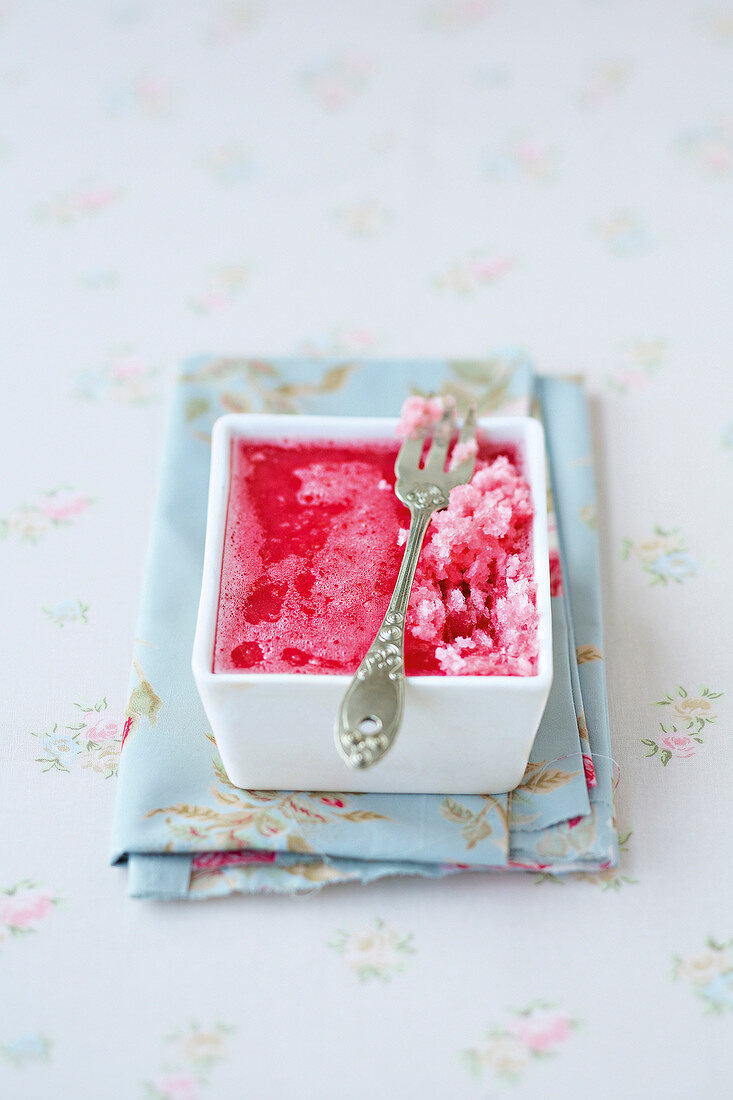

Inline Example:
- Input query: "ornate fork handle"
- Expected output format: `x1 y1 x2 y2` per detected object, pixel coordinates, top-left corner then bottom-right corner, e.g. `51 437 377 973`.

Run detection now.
334 488 447 770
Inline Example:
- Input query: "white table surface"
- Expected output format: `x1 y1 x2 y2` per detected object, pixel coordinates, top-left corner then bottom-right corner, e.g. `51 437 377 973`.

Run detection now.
2 2 732 1097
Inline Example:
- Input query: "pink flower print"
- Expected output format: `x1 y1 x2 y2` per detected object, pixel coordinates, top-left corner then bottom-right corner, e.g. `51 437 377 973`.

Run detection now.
110 353 146 380
434 252 513 294
83 715 121 742
318 795 346 808
192 850 277 871
154 1072 200 1100
679 118 733 175
39 492 91 522
658 732 697 759
189 265 249 314
582 754 597 788
473 256 512 281
134 73 175 118
35 185 122 224
507 1010 572 1052
0 890 53 929
616 368 648 390
333 327 378 354
80 187 118 213
302 54 374 111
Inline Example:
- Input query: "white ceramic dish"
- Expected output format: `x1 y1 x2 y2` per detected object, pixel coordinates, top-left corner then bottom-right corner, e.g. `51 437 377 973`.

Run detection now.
192 414 553 794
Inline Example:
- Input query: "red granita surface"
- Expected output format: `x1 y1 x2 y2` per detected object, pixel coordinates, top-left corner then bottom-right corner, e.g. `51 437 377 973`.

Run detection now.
214 432 538 676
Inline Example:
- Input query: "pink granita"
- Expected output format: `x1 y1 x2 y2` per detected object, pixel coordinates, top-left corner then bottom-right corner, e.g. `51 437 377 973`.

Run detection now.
405 450 538 675
395 394 445 437
215 404 538 677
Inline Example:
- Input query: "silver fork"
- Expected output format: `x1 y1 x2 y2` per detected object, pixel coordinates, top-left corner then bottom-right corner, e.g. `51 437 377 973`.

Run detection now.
334 402 478 770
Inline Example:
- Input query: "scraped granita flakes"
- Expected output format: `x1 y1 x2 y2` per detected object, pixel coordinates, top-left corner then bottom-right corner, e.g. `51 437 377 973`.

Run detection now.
214 399 539 676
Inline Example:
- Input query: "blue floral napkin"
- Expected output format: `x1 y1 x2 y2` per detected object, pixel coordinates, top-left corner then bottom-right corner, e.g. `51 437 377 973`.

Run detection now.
110 357 617 898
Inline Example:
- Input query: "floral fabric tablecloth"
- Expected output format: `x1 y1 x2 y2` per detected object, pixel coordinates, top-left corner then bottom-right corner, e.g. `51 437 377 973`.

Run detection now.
2 2 731 1097
111 360 618 898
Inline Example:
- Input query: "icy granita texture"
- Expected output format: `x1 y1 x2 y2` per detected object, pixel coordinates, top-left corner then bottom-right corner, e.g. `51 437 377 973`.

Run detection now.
214 419 538 676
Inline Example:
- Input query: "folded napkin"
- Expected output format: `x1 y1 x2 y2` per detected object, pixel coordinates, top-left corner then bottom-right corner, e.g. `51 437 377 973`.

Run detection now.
110 356 618 899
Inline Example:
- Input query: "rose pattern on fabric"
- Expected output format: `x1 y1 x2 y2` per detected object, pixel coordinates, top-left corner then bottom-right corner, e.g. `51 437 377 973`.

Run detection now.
31 697 123 777
441 759 581 851
575 60 632 108
198 143 252 185
482 135 558 183
605 338 667 393
641 685 722 765
596 210 654 256
181 357 355 435
515 761 581 797
298 327 380 359
328 918 415 982
673 939 733 1015
72 352 162 404
411 355 527 417
191 851 277 873
439 794 509 850
582 753 597 788
189 856 355 895
141 1022 234 1099
576 827 633 888
461 1002 579 1083
42 599 89 627
0 488 93 543
125 657 163 736
299 53 375 111
432 251 513 294
0 882 60 945
538 830 637 890
333 198 394 237
533 809 598 862
33 184 122 224
188 264 249 314
145 737 389 851
679 117 733 174
622 526 700 585
0 1032 53 1067
106 71 177 119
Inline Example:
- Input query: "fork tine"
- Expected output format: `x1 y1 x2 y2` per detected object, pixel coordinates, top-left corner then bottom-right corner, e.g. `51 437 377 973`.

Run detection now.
448 403 479 480
458 403 477 443
423 402 457 474
395 429 427 478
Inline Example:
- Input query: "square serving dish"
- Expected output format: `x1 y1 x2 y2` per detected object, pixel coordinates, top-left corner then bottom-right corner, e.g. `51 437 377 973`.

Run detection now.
192 413 553 794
